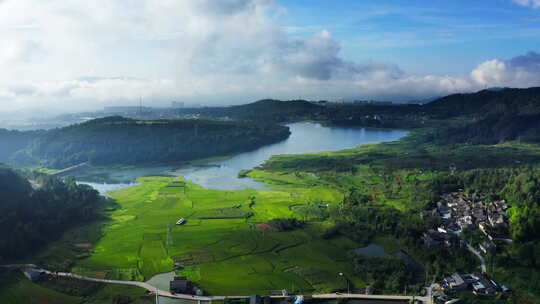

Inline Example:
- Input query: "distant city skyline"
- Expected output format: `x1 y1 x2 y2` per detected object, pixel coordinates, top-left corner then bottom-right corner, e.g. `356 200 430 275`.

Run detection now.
1 0 540 114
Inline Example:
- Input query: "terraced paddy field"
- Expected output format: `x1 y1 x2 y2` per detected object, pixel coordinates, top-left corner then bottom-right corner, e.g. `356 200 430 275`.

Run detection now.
75 176 359 295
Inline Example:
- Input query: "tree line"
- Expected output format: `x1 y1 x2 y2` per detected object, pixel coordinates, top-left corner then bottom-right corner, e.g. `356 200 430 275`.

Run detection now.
0 164 105 260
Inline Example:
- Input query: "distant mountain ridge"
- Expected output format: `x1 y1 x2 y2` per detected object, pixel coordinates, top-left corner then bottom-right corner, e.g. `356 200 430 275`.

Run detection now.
177 99 325 122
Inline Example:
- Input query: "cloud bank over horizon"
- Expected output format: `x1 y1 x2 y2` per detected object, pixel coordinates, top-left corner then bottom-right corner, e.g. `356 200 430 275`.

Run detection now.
0 0 540 114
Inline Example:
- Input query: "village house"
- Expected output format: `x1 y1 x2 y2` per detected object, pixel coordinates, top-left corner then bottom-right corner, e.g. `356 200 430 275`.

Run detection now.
423 229 453 247
443 273 467 291
170 276 192 294
472 275 499 296
22 268 47 282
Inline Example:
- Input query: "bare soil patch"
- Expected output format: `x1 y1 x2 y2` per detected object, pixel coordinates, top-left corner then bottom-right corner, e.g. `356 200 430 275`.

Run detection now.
73 243 93 249
256 223 280 232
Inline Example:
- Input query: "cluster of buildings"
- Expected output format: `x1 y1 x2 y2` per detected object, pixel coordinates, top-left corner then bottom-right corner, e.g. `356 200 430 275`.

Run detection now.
421 192 514 301
432 272 510 300
421 192 510 248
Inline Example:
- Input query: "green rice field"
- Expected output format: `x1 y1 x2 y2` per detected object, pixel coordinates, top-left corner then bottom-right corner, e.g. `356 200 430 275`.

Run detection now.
75 176 358 295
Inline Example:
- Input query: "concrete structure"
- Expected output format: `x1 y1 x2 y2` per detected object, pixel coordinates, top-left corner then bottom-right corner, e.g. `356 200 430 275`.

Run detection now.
250 295 262 304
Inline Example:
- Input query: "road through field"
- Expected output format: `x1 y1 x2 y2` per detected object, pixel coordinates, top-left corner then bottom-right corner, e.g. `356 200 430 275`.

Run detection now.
43 269 431 303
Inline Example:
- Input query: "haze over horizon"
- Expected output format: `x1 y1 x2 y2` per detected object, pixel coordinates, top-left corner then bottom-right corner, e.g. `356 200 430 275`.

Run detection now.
2 0 540 115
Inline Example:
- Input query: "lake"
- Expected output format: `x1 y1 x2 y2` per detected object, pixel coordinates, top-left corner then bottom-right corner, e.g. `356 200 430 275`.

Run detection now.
74 122 407 194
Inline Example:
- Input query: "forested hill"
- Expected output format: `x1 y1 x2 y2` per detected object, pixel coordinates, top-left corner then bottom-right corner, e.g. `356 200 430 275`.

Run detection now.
178 99 325 122
424 87 540 119
0 164 103 260
225 99 325 121
324 87 540 144
10 116 291 168
0 129 42 162
424 87 540 144
433 113 540 144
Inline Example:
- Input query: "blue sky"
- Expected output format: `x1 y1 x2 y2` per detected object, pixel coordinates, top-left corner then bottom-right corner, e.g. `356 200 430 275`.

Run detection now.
0 0 540 114
279 0 540 75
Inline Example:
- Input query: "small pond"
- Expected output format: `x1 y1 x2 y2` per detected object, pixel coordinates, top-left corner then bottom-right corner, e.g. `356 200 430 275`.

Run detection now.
356 243 424 283
355 244 389 258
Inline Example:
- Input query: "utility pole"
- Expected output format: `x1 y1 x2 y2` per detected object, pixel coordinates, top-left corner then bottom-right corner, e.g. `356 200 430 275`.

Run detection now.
166 224 174 247
139 96 143 117
339 272 349 294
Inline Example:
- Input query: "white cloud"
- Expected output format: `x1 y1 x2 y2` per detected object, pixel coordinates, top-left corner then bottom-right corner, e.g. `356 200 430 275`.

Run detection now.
0 40 43 63
0 0 538 113
470 60 508 87
513 0 540 9
471 52 540 88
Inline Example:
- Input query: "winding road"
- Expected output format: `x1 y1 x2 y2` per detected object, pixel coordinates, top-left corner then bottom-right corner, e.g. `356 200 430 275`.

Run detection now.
465 242 487 273
3 265 432 303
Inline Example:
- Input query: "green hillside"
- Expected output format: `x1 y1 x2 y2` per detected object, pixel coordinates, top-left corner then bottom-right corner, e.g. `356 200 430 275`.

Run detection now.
424 87 540 118
6 116 290 168
0 164 104 261
423 88 540 144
